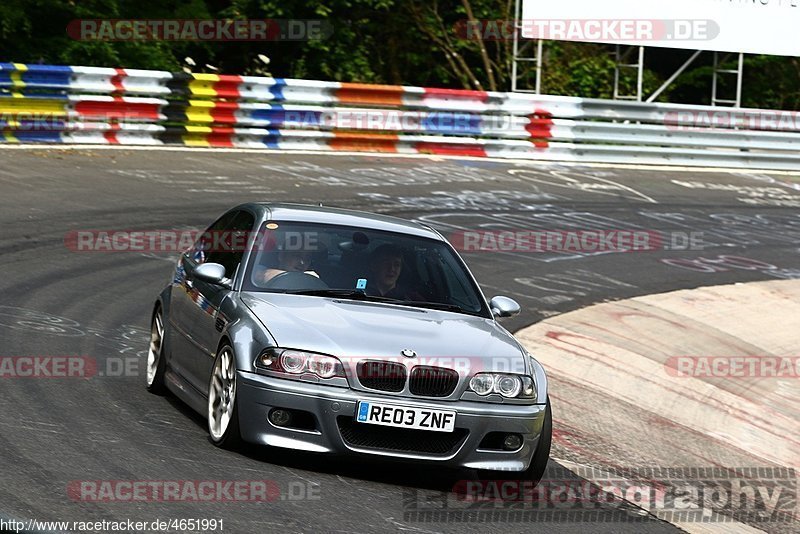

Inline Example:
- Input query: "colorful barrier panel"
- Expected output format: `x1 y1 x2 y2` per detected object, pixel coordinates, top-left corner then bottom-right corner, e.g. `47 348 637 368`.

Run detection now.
1 62 799 169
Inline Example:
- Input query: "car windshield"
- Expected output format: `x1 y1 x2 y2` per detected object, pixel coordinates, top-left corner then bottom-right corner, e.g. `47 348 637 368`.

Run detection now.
242 221 489 316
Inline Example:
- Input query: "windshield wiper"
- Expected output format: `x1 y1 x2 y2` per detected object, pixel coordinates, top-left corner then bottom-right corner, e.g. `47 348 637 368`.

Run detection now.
383 300 467 313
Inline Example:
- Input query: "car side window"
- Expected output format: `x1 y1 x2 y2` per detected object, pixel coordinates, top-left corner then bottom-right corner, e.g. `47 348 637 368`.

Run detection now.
202 211 256 279
191 211 237 265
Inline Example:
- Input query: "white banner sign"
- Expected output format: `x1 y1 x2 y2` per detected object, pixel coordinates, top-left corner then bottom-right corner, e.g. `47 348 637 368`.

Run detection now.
521 0 800 56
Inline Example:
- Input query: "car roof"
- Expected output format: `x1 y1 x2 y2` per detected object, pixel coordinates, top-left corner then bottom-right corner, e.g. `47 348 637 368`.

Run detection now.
235 202 443 240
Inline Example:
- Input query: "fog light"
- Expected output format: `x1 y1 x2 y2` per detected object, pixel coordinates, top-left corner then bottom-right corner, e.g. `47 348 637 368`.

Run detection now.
269 409 292 427
503 433 523 451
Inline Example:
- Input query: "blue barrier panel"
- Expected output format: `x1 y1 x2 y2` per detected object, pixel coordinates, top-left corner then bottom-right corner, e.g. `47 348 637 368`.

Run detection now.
0 64 73 89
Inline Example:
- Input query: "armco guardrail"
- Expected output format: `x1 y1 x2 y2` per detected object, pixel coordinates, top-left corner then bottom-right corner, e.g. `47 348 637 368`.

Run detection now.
2 62 800 170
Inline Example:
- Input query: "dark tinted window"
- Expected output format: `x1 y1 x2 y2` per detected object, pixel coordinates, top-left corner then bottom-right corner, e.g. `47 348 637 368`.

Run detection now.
191 211 236 265
242 221 488 317
194 210 256 279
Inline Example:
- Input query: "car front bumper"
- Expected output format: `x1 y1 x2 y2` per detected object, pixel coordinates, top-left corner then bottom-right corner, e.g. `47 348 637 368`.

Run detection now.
237 371 548 472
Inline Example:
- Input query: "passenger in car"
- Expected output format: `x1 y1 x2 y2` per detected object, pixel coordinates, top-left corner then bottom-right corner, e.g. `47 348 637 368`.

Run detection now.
255 247 319 284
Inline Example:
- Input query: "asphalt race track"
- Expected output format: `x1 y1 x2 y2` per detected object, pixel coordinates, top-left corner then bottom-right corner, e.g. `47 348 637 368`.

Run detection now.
1 148 798 533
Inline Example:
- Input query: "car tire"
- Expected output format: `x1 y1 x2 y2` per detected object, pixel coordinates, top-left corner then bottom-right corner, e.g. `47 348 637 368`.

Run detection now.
145 307 167 395
479 398 552 486
207 344 242 449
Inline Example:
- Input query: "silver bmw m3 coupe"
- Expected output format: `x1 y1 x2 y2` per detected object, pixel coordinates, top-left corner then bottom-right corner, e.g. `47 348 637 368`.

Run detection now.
146 203 551 482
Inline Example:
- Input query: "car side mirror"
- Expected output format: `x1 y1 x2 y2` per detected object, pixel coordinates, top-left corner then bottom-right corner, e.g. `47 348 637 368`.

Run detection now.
489 296 521 318
194 262 229 287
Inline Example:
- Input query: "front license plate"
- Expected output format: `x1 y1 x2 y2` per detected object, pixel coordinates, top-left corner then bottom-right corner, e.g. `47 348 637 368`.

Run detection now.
355 401 456 433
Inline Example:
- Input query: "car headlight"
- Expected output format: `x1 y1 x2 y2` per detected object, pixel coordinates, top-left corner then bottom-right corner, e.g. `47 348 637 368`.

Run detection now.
496 375 522 397
307 354 339 379
469 374 495 395
256 348 345 379
281 351 306 373
468 373 536 399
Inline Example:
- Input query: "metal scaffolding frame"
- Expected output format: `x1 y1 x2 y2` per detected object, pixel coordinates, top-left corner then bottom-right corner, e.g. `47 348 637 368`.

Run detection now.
509 1 745 106
613 45 645 102
511 0 543 93
712 52 745 107
646 50 703 103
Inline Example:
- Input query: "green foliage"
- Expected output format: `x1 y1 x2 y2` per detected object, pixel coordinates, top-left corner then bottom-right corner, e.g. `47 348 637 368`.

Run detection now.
740 55 800 110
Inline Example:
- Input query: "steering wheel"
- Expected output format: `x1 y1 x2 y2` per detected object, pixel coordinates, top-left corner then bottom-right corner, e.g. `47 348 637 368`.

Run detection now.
262 271 330 290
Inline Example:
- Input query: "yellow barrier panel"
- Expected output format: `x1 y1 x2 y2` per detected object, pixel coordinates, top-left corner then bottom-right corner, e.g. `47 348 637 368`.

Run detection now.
0 98 67 115
10 63 27 89
187 74 221 98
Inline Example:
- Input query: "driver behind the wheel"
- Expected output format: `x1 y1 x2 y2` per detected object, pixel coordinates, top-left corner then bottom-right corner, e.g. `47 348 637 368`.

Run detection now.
365 244 423 300
255 238 319 284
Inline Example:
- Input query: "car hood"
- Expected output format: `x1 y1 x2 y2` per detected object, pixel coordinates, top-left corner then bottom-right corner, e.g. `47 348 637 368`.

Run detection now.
240 292 527 371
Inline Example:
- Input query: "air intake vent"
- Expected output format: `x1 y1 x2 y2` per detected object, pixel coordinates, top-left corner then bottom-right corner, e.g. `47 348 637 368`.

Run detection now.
338 417 468 455
409 366 459 397
357 361 406 392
